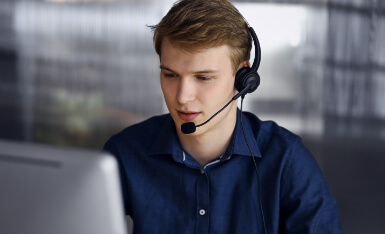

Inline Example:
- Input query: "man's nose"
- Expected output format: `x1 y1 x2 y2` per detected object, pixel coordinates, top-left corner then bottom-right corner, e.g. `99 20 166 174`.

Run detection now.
176 77 196 105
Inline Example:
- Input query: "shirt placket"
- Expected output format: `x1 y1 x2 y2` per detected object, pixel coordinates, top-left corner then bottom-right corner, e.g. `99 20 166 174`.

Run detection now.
196 167 210 234
195 160 220 234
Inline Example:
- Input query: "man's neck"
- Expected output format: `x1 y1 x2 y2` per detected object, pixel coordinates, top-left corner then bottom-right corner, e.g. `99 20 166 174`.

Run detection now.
176 106 237 167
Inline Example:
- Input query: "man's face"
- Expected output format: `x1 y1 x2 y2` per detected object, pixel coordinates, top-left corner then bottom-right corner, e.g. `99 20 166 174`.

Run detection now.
160 37 238 136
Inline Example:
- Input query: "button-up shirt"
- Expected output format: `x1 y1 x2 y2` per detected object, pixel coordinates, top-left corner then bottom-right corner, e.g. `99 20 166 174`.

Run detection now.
103 110 343 233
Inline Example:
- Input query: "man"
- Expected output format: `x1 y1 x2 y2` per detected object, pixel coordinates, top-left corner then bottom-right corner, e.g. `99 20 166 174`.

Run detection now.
103 0 344 233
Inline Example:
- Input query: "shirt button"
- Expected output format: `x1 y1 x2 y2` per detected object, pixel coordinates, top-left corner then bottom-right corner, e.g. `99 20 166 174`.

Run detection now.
199 209 206 215
200 169 204 174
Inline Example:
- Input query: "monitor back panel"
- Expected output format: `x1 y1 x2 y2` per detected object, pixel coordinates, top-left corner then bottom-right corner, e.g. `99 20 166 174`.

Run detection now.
0 140 127 234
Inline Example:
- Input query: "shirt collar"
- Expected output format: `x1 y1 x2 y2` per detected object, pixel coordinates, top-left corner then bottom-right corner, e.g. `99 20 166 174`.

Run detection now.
147 109 262 161
222 109 262 160
147 115 183 159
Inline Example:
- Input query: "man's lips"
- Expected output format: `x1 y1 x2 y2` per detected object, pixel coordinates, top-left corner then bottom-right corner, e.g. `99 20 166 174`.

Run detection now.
177 111 200 121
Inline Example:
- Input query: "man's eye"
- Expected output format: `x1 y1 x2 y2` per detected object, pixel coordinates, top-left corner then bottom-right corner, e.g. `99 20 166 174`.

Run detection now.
164 73 177 78
198 76 211 81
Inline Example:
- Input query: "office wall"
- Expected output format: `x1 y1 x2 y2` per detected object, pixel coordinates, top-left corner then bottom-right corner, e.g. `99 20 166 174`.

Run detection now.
0 0 384 233
0 0 173 147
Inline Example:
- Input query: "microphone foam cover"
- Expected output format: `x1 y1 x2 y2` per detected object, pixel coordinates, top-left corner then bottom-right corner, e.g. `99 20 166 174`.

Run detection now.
181 122 196 134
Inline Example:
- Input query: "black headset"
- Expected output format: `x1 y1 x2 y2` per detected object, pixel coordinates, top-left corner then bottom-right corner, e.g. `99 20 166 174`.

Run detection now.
235 27 267 234
234 27 261 98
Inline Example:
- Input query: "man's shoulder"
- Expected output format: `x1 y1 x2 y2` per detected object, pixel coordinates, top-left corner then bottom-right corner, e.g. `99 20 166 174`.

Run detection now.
109 113 171 142
244 111 301 147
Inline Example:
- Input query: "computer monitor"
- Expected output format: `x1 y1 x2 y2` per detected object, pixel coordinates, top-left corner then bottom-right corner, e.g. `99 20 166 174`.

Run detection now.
0 140 128 234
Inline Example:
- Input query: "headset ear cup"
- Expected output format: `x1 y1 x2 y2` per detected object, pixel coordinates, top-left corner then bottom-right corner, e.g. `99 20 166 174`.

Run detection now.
235 67 250 92
244 72 260 94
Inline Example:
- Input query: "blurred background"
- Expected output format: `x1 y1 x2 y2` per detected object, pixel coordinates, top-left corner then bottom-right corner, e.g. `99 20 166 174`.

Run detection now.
0 0 384 233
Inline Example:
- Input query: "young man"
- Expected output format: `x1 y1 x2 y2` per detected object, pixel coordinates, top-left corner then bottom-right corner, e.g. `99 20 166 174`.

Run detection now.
103 0 344 233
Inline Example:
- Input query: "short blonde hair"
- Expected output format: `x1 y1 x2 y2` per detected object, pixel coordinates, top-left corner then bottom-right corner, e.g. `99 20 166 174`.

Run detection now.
150 0 252 74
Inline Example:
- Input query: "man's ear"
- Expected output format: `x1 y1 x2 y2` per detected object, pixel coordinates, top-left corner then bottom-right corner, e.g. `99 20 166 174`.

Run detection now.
238 61 250 70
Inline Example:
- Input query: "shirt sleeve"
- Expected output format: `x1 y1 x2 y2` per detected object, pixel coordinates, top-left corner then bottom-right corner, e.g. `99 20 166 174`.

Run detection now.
103 136 131 216
279 138 344 233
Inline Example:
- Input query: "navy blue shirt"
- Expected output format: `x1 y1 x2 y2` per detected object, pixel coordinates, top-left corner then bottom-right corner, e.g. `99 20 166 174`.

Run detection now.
103 110 343 233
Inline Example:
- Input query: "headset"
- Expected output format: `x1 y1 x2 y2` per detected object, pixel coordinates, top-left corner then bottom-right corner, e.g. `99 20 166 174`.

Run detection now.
235 27 261 98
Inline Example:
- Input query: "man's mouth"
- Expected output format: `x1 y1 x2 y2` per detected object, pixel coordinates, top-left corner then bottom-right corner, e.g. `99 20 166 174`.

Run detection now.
177 111 200 121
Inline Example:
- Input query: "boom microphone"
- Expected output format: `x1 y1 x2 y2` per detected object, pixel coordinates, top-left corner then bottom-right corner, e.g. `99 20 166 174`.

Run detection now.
181 122 197 134
181 83 254 134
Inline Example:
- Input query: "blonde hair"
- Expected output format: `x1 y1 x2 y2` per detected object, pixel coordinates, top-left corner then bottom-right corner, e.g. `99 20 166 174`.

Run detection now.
150 0 252 74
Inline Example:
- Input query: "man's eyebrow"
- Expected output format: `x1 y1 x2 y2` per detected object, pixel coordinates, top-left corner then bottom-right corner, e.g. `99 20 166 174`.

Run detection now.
159 65 174 72
159 65 218 74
